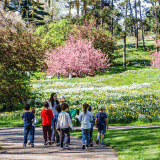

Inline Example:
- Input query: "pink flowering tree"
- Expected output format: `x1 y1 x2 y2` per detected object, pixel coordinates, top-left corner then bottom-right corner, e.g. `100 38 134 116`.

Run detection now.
151 40 160 69
46 36 110 77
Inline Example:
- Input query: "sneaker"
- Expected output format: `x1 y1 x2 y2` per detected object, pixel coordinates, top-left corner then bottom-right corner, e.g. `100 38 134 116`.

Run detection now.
60 147 64 150
96 140 99 145
101 143 104 147
31 144 34 147
90 142 93 147
82 144 85 150
65 145 71 150
56 142 60 146
28 140 31 145
44 141 48 145
48 140 52 145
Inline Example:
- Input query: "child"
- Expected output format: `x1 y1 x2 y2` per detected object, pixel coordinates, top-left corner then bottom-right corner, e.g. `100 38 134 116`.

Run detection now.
56 103 74 150
88 106 95 147
53 104 61 146
79 103 93 150
95 106 108 146
22 103 35 147
59 95 72 144
41 102 53 145
28 108 37 145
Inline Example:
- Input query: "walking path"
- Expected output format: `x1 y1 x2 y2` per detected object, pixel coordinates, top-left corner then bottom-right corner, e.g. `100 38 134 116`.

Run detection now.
0 127 118 160
0 125 160 160
74 125 160 130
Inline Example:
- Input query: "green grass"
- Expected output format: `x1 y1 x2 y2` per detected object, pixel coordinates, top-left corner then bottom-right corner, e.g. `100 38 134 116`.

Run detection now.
1 37 159 127
70 127 160 160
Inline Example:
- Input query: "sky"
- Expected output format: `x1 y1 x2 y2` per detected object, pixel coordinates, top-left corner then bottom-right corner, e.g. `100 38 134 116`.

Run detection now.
54 0 153 20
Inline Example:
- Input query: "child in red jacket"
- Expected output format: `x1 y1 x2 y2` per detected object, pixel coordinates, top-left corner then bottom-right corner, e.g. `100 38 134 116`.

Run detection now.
41 102 53 145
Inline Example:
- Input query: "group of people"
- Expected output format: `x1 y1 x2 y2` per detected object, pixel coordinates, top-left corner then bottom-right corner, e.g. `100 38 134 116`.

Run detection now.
22 93 109 150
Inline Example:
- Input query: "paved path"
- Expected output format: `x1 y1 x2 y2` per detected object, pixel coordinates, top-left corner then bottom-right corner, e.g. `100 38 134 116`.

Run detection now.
75 125 160 130
0 127 118 160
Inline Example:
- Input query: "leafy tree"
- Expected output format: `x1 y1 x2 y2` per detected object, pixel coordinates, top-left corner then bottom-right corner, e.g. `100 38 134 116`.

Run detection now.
151 40 160 69
34 19 73 49
0 5 46 111
71 21 116 60
3 0 59 25
46 35 110 77
151 39 160 69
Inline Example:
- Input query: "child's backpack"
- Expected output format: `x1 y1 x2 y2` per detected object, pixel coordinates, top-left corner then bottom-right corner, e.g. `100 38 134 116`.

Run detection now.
97 113 106 129
26 113 33 130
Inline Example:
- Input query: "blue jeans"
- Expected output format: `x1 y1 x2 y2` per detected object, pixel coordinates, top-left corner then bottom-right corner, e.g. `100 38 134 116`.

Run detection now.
24 125 34 146
52 118 55 140
82 128 90 146
28 126 35 144
64 128 70 144
60 128 70 148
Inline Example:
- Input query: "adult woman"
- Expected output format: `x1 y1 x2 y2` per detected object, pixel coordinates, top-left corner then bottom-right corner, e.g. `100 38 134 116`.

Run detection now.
49 93 60 142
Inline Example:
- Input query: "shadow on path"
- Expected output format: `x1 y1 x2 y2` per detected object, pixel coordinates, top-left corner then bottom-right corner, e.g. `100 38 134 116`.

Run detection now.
0 127 118 160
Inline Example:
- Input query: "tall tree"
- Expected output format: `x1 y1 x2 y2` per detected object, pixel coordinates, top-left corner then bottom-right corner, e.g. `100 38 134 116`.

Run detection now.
139 0 145 50
75 0 80 15
123 0 128 69
128 0 134 35
111 0 114 34
135 0 138 49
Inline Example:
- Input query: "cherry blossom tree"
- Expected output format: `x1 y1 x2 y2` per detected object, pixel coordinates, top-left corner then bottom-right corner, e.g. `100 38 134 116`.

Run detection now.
151 40 160 69
46 36 110 77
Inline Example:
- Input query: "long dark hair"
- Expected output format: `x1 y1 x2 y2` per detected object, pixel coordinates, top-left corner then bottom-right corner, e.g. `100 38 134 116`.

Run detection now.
49 93 59 107
83 103 89 114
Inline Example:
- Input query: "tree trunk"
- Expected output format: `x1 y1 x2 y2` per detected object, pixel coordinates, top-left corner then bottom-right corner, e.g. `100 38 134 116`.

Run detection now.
128 0 134 35
76 0 80 16
100 0 103 27
32 1 35 20
69 1 71 19
159 0 160 35
83 0 87 22
111 0 114 35
155 2 158 52
123 0 127 69
139 0 145 51
135 0 138 49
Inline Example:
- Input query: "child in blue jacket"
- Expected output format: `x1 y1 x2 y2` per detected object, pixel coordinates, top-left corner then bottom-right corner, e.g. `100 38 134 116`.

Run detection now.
53 104 61 146
88 106 95 147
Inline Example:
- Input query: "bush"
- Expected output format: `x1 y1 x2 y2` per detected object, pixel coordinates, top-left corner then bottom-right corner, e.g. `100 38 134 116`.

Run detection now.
34 19 72 49
0 4 46 110
46 35 110 77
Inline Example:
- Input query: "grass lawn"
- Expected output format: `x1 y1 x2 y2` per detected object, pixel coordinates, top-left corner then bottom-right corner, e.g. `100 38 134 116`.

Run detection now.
70 127 160 160
1 37 160 127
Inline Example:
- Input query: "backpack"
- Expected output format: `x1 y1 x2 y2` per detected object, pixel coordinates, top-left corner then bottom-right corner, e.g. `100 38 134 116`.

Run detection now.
26 113 32 130
97 113 105 129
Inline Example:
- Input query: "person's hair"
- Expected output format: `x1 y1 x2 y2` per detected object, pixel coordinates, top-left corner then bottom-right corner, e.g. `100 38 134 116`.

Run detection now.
24 103 30 111
99 107 104 111
83 103 89 114
49 93 59 107
43 102 49 108
55 104 61 113
88 106 92 112
31 108 35 114
61 103 68 111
